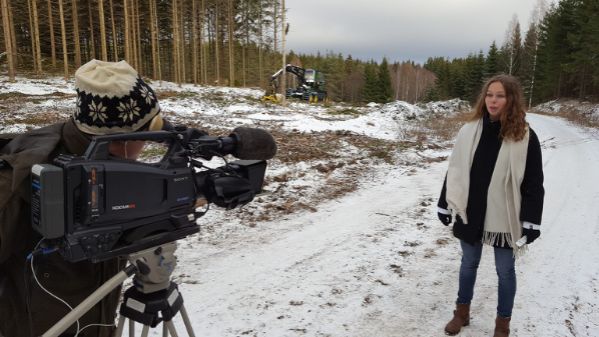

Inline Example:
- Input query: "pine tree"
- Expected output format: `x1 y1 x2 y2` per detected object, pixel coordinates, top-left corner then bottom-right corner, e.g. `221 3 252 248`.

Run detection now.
1 0 15 81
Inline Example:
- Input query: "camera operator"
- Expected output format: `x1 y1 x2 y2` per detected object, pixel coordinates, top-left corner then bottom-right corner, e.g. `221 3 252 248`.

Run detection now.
0 60 166 337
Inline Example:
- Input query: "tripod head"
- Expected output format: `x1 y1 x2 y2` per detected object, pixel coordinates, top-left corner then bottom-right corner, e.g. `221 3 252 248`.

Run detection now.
128 242 178 294
42 243 194 337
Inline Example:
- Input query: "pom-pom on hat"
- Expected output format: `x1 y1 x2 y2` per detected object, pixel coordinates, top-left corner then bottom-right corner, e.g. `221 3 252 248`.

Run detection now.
73 59 161 135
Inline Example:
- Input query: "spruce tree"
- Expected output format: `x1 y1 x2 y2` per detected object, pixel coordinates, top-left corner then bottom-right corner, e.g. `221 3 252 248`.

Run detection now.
377 57 393 103
363 61 379 103
485 41 500 78
510 22 523 77
535 0 577 101
463 51 485 102
565 0 599 99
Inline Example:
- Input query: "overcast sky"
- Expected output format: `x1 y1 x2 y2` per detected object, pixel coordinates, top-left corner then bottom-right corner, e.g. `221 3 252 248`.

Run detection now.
285 0 550 65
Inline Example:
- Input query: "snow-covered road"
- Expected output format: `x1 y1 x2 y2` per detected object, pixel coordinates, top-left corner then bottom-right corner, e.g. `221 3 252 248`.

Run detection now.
147 113 599 337
514 114 599 337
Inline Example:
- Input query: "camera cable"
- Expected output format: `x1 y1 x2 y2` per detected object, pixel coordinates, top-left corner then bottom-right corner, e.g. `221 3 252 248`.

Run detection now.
23 255 34 337
27 239 81 336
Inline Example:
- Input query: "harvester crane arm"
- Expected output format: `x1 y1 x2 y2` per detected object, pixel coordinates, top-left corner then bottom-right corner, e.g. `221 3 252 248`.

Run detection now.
270 64 306 85
262 64 327 103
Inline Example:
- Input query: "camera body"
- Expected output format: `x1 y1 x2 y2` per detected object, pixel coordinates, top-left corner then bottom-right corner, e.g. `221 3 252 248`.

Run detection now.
31 129 268 262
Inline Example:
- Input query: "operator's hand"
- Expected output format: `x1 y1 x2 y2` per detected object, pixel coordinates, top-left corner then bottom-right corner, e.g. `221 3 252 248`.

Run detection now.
437 208 452 226
522 227 541 244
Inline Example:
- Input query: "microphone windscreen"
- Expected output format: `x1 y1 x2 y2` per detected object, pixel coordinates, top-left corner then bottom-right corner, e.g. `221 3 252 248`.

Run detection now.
231 127 277 160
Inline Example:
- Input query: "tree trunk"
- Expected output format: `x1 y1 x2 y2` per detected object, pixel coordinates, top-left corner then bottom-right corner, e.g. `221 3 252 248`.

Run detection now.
134 0 142 72
273 0 277 54
130 0 138 70
98 0 107 60
27 0 37 72
214 1 220 85
152 0 161 80
149 0 157 78
71 0 81 67
88 0 96 60
178 0 185 83
528 43 538 109
47 0 56 67
1 0 15 80
8 0 15 69
281 0 286 105
123 0 130 62
242 1 248 87
200 0 207 84
172 0 180 84
192 0 198 84
27 0 42 74
258 4 263 87
227 0 234 86
58 0 69 79
109 0 118 61
33 0 41 73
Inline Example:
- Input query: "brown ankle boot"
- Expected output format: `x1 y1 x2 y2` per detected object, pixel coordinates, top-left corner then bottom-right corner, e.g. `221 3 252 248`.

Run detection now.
493 315 511 337
444 303 470 335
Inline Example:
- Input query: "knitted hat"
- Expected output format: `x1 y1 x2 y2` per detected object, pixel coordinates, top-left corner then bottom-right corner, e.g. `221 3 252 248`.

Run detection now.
73 59 161 135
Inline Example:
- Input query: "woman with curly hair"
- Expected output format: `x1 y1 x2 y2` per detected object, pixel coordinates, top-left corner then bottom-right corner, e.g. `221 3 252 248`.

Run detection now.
436 74 545 336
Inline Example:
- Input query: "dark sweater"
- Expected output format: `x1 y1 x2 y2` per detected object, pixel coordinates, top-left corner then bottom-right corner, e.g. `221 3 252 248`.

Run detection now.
438 114 545 246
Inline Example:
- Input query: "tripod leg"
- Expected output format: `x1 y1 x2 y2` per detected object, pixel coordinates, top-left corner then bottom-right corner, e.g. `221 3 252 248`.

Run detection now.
129 320 135 337
179 305 197 337
42 267 136 337
164 321 180 337
113 316 126 337
140 325 150 337
162 322 169 337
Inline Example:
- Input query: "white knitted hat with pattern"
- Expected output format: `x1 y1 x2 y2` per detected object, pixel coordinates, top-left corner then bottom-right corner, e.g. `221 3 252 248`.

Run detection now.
73 59 160 135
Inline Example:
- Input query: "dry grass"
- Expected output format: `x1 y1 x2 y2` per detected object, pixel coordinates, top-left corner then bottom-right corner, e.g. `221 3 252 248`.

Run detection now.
156 90 198 100
418 112 473 142
3 111 66 126
534 106 599 129
531 100 599 129
562 109 599 128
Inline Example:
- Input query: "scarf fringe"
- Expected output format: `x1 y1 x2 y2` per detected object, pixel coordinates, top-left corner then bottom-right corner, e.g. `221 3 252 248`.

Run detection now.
482 231 528 259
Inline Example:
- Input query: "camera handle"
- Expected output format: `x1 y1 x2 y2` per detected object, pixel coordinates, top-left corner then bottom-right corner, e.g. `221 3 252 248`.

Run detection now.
42 242 197 337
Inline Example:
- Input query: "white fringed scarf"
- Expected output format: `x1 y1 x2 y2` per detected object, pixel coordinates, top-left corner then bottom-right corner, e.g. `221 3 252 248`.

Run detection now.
446 119 529 257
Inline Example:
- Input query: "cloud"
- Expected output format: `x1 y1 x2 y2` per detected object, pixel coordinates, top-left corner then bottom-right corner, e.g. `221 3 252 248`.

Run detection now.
285 0 539 64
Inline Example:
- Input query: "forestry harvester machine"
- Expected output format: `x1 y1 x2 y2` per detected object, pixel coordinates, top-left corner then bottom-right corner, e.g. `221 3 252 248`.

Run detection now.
262 64 327 103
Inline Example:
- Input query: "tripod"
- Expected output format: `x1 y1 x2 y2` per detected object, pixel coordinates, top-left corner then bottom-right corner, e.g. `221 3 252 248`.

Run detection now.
42 242 196 337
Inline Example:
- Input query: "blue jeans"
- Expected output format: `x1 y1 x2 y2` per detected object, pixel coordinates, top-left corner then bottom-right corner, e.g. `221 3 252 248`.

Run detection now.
456 240 516 317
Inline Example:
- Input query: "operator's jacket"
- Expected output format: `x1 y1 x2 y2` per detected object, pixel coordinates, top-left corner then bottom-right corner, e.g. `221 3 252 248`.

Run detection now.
0 120 124 337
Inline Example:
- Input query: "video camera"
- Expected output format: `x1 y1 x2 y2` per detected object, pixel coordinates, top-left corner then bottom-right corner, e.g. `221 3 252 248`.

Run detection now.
30 126 276 263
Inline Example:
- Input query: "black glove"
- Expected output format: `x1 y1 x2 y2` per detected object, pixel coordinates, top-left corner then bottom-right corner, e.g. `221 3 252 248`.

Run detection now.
522 227 540 244
437 211 452 226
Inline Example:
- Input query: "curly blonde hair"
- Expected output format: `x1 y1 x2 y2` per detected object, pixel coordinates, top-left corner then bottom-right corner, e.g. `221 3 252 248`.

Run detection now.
471 74 528 141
